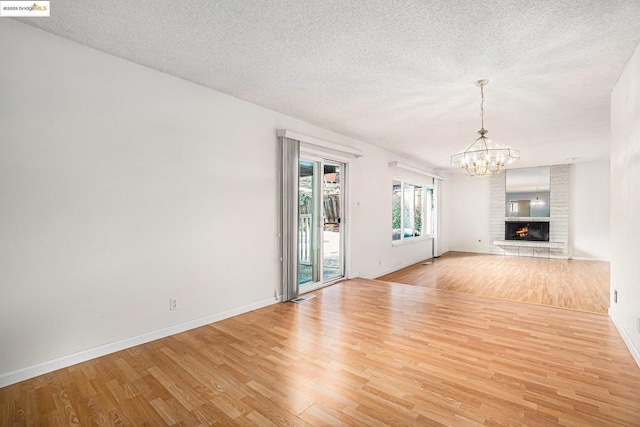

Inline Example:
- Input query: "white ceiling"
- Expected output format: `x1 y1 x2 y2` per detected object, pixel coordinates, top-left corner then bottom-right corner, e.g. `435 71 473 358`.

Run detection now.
17 1 640 171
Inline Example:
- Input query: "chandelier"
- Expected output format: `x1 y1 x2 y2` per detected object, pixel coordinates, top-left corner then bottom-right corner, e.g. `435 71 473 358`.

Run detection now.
451 79 520 176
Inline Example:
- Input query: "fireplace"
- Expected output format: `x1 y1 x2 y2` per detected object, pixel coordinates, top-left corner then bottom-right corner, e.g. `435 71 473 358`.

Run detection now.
505 221 549 241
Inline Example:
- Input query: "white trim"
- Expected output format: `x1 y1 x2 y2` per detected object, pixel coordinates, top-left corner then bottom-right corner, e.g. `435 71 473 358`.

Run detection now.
389 161 444 180
433 177 441 257
392 236 433 246
300 276 346 294
493 240 567 249
344 157 352 281
609 308 640 368
0 297 278 388
392 175 433 189
296 155 349 298
505 217 551 222
367 254 432 279
449 247 491 254
569 256 610 262
277 130 363 158
300 146 355 163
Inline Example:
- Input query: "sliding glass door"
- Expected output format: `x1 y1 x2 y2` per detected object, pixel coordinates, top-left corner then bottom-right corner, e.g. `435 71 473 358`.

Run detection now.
298 157 344 291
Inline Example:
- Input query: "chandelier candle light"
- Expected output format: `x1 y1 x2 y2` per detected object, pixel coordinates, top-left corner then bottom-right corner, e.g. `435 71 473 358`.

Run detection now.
451 79 520 176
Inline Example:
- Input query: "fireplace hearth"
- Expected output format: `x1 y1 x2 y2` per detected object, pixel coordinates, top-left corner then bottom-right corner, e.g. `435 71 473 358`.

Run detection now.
505 221 549 241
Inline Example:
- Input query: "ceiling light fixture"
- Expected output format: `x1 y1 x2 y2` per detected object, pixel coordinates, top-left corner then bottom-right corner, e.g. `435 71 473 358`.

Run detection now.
531 187 545 206
451 79 520 176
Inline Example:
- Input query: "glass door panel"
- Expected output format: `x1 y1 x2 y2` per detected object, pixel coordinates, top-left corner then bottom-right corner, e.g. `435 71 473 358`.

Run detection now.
299 159 319 285
322 162 342 281
403 183 416 238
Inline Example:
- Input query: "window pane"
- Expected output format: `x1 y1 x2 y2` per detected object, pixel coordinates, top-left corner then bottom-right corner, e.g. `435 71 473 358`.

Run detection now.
392 181 402 241
414 186 423 236
299 159 318 285
403 184 415 238
426 188 433 235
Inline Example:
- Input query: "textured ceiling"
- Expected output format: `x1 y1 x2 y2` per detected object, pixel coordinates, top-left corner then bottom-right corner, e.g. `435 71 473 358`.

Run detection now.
16 0 640 170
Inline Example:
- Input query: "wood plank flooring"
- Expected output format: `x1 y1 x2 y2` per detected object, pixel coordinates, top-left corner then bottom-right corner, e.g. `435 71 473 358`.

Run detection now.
378 251 610 314
2 279 638 426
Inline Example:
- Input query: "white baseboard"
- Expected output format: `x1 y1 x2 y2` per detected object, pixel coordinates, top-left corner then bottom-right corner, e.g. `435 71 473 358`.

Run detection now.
0 297 279 388
500 253 570 260
569 256 610 262
449 247 490 254
366 256 432 279
609 308 640 368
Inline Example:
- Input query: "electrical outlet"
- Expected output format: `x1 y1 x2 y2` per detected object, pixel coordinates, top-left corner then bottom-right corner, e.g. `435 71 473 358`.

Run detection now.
170 298 178 311
614 290 618 303
637 317 640 333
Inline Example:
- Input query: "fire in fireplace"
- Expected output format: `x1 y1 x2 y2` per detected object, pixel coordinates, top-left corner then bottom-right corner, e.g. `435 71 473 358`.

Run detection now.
505 221 549 241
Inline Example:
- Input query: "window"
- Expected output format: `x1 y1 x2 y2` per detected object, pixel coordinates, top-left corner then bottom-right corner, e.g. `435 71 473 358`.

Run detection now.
392 180 434 242
509 201 518 216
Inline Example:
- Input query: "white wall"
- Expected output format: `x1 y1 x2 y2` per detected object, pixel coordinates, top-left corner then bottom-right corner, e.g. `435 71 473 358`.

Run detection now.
0 21 439 385
610 40 640 366
569 160 610 261
352 159 436 278
439 176 453 254
441 172 491 253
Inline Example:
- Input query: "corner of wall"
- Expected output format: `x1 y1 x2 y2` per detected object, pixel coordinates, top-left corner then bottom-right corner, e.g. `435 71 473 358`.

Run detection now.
549 165 570 259
609 308 640 368
489 173 506 255
609 37 640 370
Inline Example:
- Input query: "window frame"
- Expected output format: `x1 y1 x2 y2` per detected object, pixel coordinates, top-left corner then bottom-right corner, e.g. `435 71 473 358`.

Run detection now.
509 200 519 216
392 179 434 245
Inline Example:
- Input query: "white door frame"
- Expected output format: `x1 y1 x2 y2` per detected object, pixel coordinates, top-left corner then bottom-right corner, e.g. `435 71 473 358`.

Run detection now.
298 153 348 293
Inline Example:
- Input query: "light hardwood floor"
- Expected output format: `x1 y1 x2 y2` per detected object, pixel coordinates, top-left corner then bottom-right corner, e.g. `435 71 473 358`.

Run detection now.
2 279 638 426
378 251 611 314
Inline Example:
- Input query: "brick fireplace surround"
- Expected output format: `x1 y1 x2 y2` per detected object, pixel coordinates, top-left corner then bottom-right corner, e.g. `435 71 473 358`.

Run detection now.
490 165 569 259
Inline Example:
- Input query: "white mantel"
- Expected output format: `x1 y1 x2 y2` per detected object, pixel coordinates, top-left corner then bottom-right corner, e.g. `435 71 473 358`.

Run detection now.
504 217 551 222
